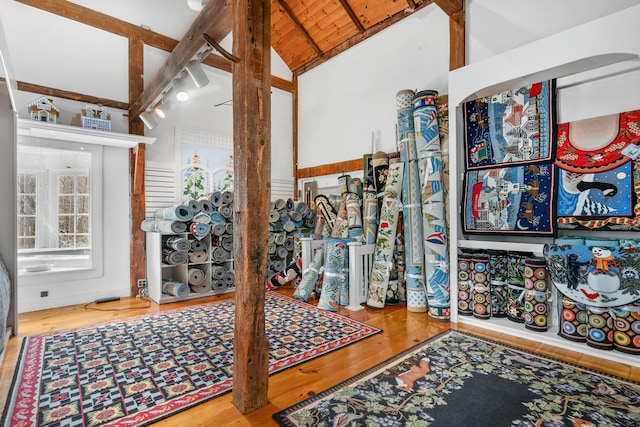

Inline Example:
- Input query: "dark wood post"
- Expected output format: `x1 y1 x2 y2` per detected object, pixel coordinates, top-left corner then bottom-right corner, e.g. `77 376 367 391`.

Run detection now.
231 0 271 414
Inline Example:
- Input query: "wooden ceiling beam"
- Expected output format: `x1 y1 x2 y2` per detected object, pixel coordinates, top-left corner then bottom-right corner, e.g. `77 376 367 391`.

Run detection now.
129 0 233 120
338 0 365 33
432 0 463 17
293 0 434 76
276 0 323 59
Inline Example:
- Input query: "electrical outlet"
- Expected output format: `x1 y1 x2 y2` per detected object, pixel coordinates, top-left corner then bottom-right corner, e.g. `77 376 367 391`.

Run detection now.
40 291 48 297
137 279 147 288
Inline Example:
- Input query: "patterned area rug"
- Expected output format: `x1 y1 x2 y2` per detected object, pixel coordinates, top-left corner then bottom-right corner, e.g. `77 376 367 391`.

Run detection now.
1 292 380 427
273 330 640 426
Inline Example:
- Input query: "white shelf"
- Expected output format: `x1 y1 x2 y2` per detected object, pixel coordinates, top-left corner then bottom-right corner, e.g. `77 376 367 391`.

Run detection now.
448 5 640 367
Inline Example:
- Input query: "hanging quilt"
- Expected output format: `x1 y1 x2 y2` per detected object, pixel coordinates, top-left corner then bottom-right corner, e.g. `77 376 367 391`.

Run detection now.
462 163 555 235
554 109 640 231
464 80 555 170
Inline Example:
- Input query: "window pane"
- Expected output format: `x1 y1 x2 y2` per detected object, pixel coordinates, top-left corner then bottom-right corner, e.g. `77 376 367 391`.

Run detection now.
59 195 75 214
18 238 35 250
58 235 74 248
18 174 36 193
59 215 75 233
19 195 36 215
59 175 75 194
76 235 89 247
77 176 89 193
77 195 89 214
18 217 35 237
76 215 89 233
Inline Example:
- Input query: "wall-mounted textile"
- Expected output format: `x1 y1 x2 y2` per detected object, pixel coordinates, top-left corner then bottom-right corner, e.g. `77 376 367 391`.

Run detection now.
463 80 555 170
544 240 640 308
554 110 640 231
463 163 555 235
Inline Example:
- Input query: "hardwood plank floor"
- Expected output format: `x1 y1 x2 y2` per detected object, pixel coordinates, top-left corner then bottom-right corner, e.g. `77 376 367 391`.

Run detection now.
1 288 638 426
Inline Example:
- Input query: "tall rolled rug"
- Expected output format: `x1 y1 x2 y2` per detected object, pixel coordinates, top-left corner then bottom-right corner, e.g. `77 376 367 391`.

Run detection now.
371 151 389 195
507 252 529 323
489 251 509 317
293 249 324 302
586 306 615 350
612 301 640 354
471 253 491 320
457 252 474 316
366 160 404 309
318 238 351 311
559 294 588 342
397 89 426 312
523 257 549 332
436 94 450 228
413 90 450 321
362 190 378 245
345 192 363 239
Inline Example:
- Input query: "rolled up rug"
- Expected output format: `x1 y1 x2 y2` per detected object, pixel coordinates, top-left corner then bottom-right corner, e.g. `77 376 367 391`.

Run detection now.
155 205 194 222
471 253 491 320
140 219 187 234
276 245 288 260
490 279 509 317
224 222 233 235
212 223 226 236
188 267 206 285
586 306 615 350
162 249 188 265
318 238 350 312
210 191 223 207
294 201 308 213
337 174 350 194
223 271 234 286
612 301 640 354
198 199 214 214
210 211 225 224
506 252 529 323
559 294 588 342
212 247 231 263
345 192 363 239
165 236 190 251
183 199 201 214
366 159 404 309
284 236 295 252
274 199 286 210
457 252 474 316
293 249 324 302
212 280 226 292
330 216 349 239
211 265 227 280
219 205 233 219
274 232 287 246
190 282 210 293
189 250 207 264
190 222 211 240
190 239 207 252
362 191 378 245
414 89 450 321
523 257 549 332
222 190 234 205
267 242 277 255
193 212 211 224
314 195 338 234
162 280 190 297
397 89 425 312
371 151 389 194
221 236 233 252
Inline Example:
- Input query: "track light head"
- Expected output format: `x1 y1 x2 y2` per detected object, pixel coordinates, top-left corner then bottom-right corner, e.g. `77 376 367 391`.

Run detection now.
186 61 209 88
174 77 190 102
139 111 157 130
154 99 167 119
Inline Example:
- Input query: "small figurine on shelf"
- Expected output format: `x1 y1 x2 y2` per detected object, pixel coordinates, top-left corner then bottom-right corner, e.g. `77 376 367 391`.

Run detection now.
81 104 111 131
27 96 60 123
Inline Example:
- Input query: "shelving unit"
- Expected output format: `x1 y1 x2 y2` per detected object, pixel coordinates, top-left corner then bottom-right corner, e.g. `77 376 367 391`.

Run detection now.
448 5 640 367
146 232 234 304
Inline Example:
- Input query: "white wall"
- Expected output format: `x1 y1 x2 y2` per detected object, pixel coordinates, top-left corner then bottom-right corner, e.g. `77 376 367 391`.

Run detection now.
297 0 640 193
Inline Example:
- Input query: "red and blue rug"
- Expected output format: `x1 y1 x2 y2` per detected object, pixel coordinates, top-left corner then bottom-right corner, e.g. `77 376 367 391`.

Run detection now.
273 330 640 426
1 292 380 427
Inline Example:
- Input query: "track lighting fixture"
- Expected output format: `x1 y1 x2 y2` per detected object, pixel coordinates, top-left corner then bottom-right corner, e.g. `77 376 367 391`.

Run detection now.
174 76 190 102
139 111 158 130
185 60 209 88
153 98 167 119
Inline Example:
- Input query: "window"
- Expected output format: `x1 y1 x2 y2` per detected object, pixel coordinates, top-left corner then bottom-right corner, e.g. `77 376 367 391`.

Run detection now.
17 138 103 280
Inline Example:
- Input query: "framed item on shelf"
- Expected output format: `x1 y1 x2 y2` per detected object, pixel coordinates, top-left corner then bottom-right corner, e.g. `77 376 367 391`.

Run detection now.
462 162 555 235
463 80 556 170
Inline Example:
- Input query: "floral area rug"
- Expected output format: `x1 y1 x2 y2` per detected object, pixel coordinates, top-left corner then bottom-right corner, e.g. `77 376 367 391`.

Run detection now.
273 330 640 426
1 292 380 427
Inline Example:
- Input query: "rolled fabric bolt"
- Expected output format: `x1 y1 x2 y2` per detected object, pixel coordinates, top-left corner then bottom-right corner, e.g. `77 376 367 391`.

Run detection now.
269 210 280 223
294 201 307 213
212 280 225 292
267 242 277 254
211 265 227 280
284 237 294 252
274 199 286 210
188 268 205 285
279 210 290 221
274 232 286 246
198 199 214 214
165 236 190 251
190 222 211 239
224 223 233 235
162 280 190 297
193 212 211 224
162 249 188 265
283 220 295 233
276 245 288 259
224 271 234 286
221 236 233 251
212 247 231 262
189 250 207 263
190 239 208 252
291 211 303 222
213 223 226 236
210 211 225 224
222 191 234 204
286 198 294 210
267 233 276 244
183 199 201 214
219 205 232 219
305 217 317 228
211 192 223 207
190 282 210 293
271 260 284 272
140 219 187 234
155 205 193 222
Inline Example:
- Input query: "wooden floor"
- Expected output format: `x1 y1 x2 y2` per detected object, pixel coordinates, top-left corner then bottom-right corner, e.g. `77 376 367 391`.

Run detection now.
1 288 639 426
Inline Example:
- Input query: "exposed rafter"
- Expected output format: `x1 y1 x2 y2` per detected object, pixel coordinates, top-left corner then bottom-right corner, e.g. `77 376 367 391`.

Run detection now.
433 0 463 17
276 0 323 59
338 0 365 33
